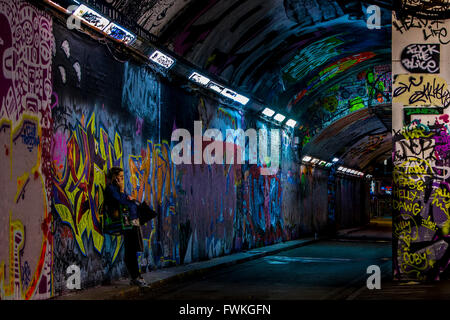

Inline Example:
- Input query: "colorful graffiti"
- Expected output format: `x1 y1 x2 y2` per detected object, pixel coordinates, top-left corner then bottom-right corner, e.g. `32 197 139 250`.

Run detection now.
393 14 450 280
0 0 54 300
128 140 177 266
288 52 376 108
0 116 53 300
53 113 124 263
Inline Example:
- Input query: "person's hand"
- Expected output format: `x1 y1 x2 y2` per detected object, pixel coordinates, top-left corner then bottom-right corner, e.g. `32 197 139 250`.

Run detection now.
127 195 135 201
116 179 124 193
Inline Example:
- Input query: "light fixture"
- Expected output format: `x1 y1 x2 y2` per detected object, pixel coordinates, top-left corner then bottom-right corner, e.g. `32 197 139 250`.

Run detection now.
286 119 297 128
338 166 344 171
208 82 224 94
104 22 136 45
221 88 238 100
274 113 286 122
319 160 327 166
234 94 250 105
325 162 333 167
262 108 275 117
189 72 210 86
311 158 319 164
72 4 110 30
149 50 175 69
332 157 339 162
302 156 312 162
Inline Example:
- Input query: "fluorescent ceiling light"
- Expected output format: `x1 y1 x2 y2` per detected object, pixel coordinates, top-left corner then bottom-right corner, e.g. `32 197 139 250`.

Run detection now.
149 50 175 69
286 119 297 128
302 156 312 162
221 88 251 105
221 88 238 100
189 72 210 86
325 162 333 167
208 82 224 94
319 160 327 166
104 22 136 45
311 158 319 164
274 114 286 122
332 157 339 162
262 108 275 117
73 4 110 30
234 94 249 105
338 166 344 171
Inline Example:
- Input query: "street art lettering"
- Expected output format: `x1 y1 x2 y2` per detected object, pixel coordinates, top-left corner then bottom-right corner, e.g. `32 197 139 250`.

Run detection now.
393 74 450 108
53 113 124 262
122 62 160 122
393 16 450 45
19 121 40 152
393 96 450 280
282 36 344 84
128 139 177 267
401 44 440 74
288 52 377 108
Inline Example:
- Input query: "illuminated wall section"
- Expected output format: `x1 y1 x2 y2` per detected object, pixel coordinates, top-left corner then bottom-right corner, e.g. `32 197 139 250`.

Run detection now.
392 11 450 280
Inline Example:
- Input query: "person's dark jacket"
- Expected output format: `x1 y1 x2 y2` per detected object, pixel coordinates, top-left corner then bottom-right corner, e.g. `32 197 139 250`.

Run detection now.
104 184 138 220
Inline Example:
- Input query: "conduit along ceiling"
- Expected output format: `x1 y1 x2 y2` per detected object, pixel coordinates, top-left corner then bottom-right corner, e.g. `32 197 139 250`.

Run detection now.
43 0 393 174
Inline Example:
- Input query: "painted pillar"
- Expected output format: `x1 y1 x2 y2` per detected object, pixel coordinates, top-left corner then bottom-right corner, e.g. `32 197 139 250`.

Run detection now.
392 9 450 280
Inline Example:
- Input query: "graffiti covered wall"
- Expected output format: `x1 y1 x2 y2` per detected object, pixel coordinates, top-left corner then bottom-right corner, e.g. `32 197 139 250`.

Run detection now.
392 8 450 280
0 0 54 299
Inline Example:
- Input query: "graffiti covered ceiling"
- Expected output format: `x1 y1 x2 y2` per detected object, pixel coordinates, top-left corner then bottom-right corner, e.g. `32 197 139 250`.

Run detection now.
303 108 391 171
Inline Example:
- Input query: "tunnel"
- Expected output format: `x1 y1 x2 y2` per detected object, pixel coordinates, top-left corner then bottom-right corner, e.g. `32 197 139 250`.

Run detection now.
0 0 449 300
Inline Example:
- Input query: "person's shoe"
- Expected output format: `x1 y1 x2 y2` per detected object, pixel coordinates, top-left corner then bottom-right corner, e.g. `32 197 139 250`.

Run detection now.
130 277 148 287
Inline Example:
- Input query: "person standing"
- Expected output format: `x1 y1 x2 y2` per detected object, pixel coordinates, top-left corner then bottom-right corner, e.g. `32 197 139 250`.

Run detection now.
104 167 148 287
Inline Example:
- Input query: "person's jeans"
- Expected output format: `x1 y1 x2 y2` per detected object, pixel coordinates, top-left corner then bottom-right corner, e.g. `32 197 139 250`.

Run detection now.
123 226 141 279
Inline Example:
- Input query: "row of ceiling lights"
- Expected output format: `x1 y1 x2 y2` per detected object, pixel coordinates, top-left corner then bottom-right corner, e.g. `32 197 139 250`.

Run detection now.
52 1 251 105
261 108 297 128
45 0 299 130
302 156 367 178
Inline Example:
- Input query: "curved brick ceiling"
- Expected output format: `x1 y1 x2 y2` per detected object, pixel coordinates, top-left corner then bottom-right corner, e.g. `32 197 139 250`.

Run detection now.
303 108 391 171
107 0 392 170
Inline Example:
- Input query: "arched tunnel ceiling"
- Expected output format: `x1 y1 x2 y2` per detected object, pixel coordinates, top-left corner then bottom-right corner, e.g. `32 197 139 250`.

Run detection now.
303 108 391 172
106 0 392 171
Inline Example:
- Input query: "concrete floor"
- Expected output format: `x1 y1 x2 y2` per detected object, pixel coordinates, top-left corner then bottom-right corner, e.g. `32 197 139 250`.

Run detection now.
133 238 392 300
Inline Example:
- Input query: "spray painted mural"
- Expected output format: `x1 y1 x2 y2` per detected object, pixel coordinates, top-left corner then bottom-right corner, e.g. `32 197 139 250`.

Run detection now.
0 0 54 300
393 8 450 280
